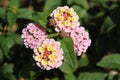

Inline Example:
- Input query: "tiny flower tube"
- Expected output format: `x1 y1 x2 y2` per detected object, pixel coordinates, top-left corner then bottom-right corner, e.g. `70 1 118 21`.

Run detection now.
33 39 64 70
50 6 80 33
69 27 91 56
21 23 48 49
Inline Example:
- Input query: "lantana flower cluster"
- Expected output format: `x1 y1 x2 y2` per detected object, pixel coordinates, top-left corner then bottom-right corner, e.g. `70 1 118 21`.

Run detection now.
50 6 80 33
70 27 91 56
33 39 63 70
21 23 63 70
50 6 91 56
21 6 91 70
21 23 47 49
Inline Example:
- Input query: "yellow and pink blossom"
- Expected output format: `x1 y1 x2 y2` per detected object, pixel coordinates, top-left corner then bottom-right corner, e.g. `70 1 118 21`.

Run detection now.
33 39 63 70
50 6 80 33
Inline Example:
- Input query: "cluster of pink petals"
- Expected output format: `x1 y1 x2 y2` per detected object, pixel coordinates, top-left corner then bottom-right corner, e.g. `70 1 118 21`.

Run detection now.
33 39 63 70
21 6 92 70
69 27 91 56
50 6 80 33
50 6 91 56
21 23 48 49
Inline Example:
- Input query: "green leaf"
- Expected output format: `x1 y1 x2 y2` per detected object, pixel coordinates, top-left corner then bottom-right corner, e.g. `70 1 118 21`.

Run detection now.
97 54 120 70
0 8 5 16
94 0 109 3
67 0 73 5
73 0 89 9
93 12 105 19
109 4 118 10
78 72 108 80
22 71 36 80
17 8 34 20
0 8 6 19
7 11 17 27
43 0 62 13
9 33 23 45
9 0 20 9
108 75 115 80
47 33 59 39
32 12 52 33
32 12 48 25
102 3 110 9
59 37 78 74
30 71 36 77
52 77 59 80
4 73 17 80
0 66 17 80
78 53 89 67
9 73 17 80
0 63 14 75
64 73 76 80
100 17 116 34
0 48 3 62
72 5 87 18
0 35 15 59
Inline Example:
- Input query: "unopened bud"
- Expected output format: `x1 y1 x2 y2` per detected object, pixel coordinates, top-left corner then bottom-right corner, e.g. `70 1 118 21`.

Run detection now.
81 53 87 58
109 70 118 76
19 77 25 80
60 30 67 38
44 78 50 80
49 19 56 26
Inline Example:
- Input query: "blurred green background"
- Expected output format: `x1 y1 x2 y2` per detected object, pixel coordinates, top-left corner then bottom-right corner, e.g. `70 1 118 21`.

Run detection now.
0 0 120 80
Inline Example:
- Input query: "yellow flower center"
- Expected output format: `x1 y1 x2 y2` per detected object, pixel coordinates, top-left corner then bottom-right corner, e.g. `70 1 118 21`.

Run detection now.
47 46 52 51
52 49 57 54
39 47 45 53
65 20 71 26
59 16 64 21
61 8 65 12
48 54 54 60
49 60 54 65
35 55 42 61
41 59 47 66
69 10 74 16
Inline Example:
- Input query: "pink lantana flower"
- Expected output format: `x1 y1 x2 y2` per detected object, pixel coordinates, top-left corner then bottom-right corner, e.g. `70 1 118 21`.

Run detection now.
50 6 80 33
70 27 91 56
33 39 64 70
21 23 48 49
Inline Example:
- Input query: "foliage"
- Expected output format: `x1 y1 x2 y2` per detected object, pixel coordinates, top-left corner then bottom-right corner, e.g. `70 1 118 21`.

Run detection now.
59 37 78 74
0 0 120 80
